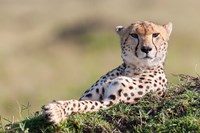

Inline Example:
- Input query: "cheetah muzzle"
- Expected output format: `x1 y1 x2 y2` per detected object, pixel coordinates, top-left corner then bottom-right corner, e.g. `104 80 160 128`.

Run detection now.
42 21 173 124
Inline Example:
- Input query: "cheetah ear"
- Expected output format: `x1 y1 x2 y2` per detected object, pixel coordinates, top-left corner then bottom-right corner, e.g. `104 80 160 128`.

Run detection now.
163 22 173 36
115 26 125 36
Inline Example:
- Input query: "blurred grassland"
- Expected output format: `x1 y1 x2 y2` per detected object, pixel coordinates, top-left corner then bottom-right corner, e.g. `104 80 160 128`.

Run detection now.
0 0 200 124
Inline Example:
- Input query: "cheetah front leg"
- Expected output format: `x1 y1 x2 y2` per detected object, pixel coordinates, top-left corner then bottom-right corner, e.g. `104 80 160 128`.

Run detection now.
42 76 150 124
42 99 111 124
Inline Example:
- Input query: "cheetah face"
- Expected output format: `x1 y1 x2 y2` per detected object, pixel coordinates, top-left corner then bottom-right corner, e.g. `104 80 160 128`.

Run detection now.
116 21 172 67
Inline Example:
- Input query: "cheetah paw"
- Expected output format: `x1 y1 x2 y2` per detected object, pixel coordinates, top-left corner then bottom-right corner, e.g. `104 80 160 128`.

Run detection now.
42 101 65 124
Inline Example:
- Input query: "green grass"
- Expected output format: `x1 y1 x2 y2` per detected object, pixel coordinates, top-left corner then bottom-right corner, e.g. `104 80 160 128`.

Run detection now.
3 74 200 133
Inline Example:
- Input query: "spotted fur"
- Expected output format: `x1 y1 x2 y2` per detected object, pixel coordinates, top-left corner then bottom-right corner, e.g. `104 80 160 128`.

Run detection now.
42 21 173 124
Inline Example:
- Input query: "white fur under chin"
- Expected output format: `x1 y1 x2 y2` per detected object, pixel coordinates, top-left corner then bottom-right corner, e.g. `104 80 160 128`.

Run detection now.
122 54 163 68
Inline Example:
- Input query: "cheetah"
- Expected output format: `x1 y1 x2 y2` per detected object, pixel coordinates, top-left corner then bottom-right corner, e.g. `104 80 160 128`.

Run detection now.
42 21 173 124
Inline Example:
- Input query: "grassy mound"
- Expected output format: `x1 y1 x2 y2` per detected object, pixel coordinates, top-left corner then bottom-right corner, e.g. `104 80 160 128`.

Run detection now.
4 75 200 133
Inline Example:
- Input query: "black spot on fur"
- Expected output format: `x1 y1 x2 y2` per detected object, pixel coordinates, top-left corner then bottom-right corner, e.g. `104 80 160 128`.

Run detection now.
109 94 116 100
149 75 154 77
134 97 140 102
94 83 98 87
84 105 88 110
121 83 126 87
138 85 143 88
123 93 128 97
84 90 89 93
157 88 161 91
85 93 92 98
131 92 134 96
102 87 105 94
100 95 103 100
113 81 119 86
91 105 95 110
125 79 130 83
129 86 133 89
95 102 98 106
73 103 76 107
138 91 143 95
118 89 122 96
140 77 145 80
96 88 99 94
107 101 113 107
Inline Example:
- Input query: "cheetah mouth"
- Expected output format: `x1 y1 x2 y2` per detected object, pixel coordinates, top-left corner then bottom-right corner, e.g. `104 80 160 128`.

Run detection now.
135 51 154 61
143 55 153 60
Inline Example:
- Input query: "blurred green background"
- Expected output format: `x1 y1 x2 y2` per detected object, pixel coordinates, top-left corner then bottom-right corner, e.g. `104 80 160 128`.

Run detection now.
0 0 200 124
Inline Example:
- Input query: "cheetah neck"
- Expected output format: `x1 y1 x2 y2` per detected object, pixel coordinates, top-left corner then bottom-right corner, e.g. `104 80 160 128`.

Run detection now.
122 63 164 77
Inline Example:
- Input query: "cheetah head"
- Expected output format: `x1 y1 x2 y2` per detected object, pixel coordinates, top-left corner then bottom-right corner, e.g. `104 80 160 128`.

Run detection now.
116 21 172 67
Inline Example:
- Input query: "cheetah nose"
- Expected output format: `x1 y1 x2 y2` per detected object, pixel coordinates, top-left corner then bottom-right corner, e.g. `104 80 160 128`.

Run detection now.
141 46 152 54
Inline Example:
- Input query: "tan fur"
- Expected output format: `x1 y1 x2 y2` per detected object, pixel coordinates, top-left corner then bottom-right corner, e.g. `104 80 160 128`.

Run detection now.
42 21 172 124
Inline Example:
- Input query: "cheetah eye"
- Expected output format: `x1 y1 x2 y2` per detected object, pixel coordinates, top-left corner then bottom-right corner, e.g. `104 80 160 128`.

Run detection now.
152 33 160 38
130 33 138 39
